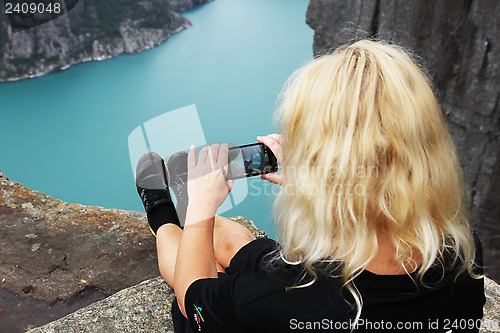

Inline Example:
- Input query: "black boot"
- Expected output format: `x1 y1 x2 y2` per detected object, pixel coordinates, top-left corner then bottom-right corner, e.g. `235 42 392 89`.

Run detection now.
136 152 181 236
166 151 189 228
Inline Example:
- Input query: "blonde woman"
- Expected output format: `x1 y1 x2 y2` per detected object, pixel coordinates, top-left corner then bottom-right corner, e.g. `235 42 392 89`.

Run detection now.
136 40 485 332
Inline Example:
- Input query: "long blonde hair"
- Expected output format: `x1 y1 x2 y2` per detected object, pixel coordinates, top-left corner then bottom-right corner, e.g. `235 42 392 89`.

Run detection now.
273 40 477 319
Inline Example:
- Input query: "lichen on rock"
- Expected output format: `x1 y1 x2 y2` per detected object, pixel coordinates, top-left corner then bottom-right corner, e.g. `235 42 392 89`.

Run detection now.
0 170 160 303
24 217 267 333
27 277 177 333
26 273 500 333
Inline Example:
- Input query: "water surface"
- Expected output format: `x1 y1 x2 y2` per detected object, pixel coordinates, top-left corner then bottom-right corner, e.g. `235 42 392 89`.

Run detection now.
0 0 313 237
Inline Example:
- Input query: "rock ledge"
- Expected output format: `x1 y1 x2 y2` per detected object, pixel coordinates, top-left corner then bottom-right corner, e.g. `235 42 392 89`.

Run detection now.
27 276 500 333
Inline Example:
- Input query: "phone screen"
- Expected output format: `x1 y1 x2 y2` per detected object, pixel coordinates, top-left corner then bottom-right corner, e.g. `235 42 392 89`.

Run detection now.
227 143 278 180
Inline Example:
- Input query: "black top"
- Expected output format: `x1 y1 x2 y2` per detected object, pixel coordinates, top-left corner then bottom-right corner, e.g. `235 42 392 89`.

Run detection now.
185 236 485 332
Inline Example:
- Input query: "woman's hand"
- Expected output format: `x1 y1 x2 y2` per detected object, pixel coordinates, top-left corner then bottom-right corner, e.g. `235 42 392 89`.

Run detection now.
186 143 234 221
257 134 285 185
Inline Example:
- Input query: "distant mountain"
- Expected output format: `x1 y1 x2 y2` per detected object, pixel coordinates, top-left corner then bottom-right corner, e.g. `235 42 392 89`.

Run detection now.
0 0 211 82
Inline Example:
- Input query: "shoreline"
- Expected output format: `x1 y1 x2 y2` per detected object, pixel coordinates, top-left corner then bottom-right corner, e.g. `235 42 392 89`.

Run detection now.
0 0 214 84
0 22 190 84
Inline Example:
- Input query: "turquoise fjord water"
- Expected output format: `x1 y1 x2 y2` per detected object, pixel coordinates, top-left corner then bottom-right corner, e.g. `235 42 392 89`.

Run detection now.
0 0 313 238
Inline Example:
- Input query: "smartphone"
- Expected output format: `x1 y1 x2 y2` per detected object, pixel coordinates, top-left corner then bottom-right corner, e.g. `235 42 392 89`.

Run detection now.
227 142 279 180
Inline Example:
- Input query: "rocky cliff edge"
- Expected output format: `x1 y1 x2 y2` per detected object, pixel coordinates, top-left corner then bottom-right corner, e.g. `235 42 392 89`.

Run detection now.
1 170 498 332
26 276 500 333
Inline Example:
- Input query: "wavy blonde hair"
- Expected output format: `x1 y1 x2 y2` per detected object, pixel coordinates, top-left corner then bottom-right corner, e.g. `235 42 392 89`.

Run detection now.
273 40 477 320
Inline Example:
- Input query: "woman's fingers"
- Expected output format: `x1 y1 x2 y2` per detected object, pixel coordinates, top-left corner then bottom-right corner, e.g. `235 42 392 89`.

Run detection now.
218 143 229 175
267 133 283 145
226 179 234 193
189 143 229 173
198 145 209 166
220 143 231 190
260 173 283 185
218 143 229 165
257 134 285 186
187 145 197 170
208 143 220 168
210 143 220 156
186 142 233 214
257 134 284 166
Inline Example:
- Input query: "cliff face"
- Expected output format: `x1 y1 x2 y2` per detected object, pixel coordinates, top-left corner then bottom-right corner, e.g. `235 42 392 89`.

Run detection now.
0 0 212 82
306 0 500 281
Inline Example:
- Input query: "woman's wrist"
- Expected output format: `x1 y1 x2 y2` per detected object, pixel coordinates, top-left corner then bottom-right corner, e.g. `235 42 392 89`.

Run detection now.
185 202 218 225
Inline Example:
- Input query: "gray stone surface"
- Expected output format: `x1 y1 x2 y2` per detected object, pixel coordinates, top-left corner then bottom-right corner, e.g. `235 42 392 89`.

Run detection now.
306 0 500 281
483 277 500 333
25 259 500 333
26 218 268 333
27 277 177 333
0 170 266 305
0 169 267 330
0 170 159 303
26 277 500 333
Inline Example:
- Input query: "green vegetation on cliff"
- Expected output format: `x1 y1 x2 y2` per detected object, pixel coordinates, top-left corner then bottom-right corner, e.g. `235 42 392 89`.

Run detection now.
0 0 210 81
73 0 173 37
0 24 7 56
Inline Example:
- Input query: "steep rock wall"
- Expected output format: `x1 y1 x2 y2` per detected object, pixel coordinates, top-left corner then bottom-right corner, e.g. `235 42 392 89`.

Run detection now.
306 0 500 281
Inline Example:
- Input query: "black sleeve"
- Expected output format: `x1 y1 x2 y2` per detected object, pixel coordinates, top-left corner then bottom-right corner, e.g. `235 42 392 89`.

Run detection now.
225 237 278 274
184 274 239 333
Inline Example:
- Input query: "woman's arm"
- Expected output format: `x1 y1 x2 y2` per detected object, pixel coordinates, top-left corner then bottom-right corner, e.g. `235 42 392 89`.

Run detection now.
174 207 217 317
173 143 233 317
